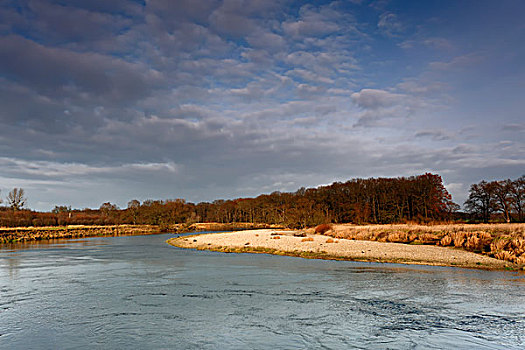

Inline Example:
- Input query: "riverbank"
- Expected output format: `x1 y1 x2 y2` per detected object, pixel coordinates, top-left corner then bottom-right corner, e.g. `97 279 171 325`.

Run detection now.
323 223 525 266
0 225 162 243
0 222 282 244
167 229 518 270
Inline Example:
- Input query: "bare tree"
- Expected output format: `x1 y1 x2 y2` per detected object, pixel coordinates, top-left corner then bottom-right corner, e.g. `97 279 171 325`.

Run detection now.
100 202 119 215
464 181 498 222
7 188 26 210
127 199 141 224
511 175 525 221
494 180 514 223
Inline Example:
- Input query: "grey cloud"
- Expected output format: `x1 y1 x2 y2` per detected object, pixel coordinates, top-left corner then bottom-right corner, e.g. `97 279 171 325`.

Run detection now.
353 107 407 128
27 0 133 43
209 0 258 37
1 0 523 211
414 129 452 141
246 29 286 52
296 84 327 98
502 123 525 132
0 35 162 105
148 20 231 59
146 0 219 23
351 89 426 128
240 48 275 65
287 68 334 84
121 134 525 207
365 142 525 204
53 0 144 15
0 79 80 133
0 5 27 34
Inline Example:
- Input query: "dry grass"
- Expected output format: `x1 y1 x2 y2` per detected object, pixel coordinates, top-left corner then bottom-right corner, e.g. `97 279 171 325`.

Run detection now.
186 222 282 232
326 223 525 266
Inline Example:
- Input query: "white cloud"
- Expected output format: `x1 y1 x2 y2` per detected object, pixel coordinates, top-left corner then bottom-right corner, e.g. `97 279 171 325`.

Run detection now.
377 12 405 37
429 53 484 71
282 3 346 39
0 157 179 178
351 89 405 109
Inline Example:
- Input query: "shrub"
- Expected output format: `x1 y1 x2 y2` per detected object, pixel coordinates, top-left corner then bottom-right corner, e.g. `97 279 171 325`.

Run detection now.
387 232 410 243
491 236 510 252
511 237 525 255
451 232 466 248
465 234 481 251
440 235 453 246
301 237 314 242
418 233 440 244
494 250 516 262
314 224 332 234
515 255 525 265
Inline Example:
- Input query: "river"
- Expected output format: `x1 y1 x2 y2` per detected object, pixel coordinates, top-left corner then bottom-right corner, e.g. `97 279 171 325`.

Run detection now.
1 232 524 349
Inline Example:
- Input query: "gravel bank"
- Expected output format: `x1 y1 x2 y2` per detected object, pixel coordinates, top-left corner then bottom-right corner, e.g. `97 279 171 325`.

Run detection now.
167 229 513 270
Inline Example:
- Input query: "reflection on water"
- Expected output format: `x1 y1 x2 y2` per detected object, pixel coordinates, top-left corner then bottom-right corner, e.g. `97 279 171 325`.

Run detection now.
1 233 524 349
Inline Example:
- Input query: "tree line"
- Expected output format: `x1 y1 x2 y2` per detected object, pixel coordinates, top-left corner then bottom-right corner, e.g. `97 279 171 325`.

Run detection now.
1 173 460 228
464 175 525 223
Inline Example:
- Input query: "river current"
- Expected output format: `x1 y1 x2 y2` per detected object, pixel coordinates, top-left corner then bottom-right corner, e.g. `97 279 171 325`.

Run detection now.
0 232 524 349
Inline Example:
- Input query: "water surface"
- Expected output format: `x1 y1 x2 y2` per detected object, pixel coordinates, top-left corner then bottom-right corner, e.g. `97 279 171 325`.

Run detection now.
1 233 524 349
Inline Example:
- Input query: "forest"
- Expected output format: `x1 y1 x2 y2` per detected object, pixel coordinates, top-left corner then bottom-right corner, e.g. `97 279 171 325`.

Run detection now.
0 173 523 228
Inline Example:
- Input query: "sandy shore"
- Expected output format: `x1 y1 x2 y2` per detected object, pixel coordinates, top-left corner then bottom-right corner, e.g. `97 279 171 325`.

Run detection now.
167 229 514 270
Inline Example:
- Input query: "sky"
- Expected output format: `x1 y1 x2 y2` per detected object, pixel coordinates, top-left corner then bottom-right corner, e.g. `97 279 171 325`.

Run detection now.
0 0 524 211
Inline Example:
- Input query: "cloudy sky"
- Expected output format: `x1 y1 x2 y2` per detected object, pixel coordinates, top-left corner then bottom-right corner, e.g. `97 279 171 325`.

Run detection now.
1 0 524 211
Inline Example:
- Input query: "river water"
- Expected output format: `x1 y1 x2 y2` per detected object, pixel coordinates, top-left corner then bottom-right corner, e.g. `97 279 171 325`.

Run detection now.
0 232 524 349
